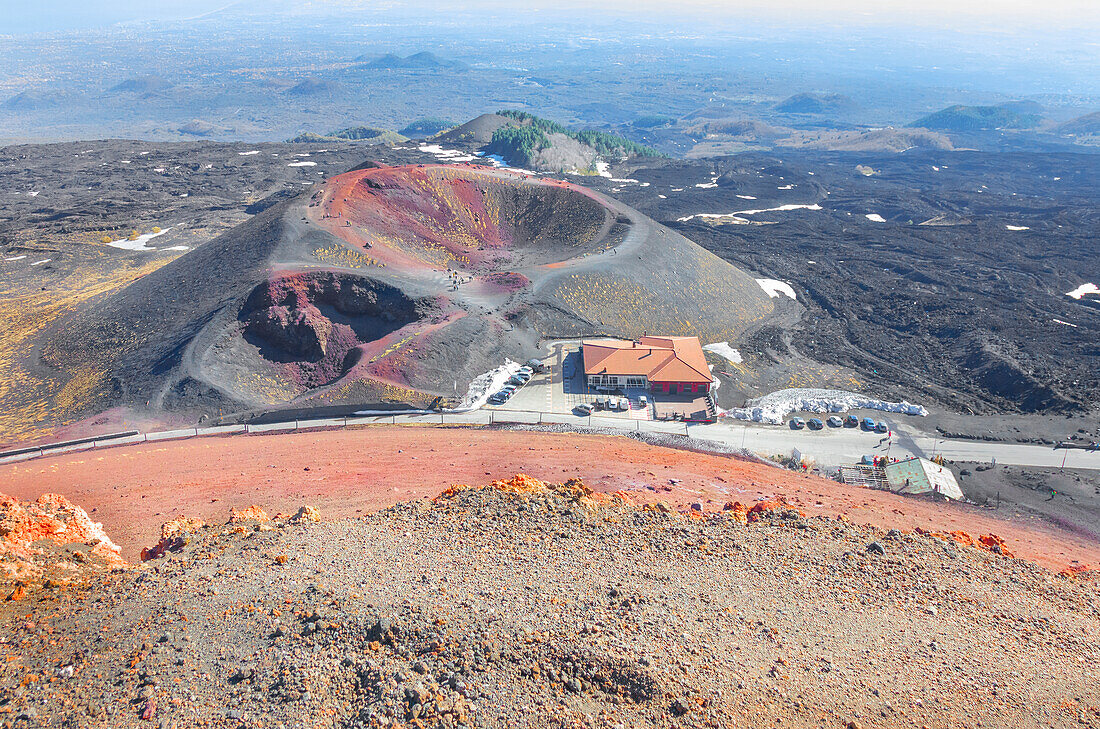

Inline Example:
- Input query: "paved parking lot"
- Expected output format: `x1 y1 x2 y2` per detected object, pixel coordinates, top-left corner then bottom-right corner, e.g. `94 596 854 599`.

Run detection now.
487 345 651 419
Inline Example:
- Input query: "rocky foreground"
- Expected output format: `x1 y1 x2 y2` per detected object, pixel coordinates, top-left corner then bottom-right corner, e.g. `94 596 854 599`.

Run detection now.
1 476 1099 729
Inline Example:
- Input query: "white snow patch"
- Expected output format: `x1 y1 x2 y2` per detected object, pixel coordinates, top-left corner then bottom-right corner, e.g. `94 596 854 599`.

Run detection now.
657 194 667 199
727 388 928 424
756 278 796 300
153 167 166 173
595 161 611 177
5 255 26 261
1066 283 1099 300
777 184 794 190
120 160 131 164
703 342 742 364
865 213 886 223
456 360 522 410
1005 225 1029 231
294 153 311 158
670 188 684 192
932 165 940 171
695 182 718 189
163 245 190 251
678 204 822 223
105 227 171 252
736 195 757 200
238 150 261 156
28 191 40 197
418 144 477 162
1052 318 1078 328
30 259 50 266
474 152 536 174
288 161 317 167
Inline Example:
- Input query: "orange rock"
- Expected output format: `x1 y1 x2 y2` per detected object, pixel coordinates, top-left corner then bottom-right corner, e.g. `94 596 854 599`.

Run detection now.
141 517 205 561
949 531 975 547
722 501 748 524
611 490 634 506
490 473 550 495
0 492 124 578
747 499 803 523
5 584 26 601
290 506 321 524
227 505 270 523
978 534 1014 558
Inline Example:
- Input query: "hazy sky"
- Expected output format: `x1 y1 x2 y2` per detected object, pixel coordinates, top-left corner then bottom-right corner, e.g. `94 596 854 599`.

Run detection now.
6 0 1099 33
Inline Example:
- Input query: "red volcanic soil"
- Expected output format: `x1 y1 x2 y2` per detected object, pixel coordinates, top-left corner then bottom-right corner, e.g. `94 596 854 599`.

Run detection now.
316 165 517 271
2 427 1098 570
311 164 611 275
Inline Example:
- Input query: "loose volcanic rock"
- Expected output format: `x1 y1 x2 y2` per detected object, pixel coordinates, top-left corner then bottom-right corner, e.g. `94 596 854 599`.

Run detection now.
3 475 1097 728
0 492 124 583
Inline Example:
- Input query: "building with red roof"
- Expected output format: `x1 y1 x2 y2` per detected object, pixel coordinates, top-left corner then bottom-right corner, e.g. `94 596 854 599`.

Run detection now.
581 336 713 395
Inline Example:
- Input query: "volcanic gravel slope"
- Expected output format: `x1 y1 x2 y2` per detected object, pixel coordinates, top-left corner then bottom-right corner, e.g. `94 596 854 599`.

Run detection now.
599 151 1100 415
34 162 775 431
3 476 1099 728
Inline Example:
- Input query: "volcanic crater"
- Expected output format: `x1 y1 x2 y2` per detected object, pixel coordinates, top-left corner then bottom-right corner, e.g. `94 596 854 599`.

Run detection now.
312 164 616 276
36 162 777 428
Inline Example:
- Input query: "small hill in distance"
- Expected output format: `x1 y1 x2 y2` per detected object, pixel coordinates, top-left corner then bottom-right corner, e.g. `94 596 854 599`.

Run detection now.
774 92 857 115
776 127 954 153
285 78 340 96
435 113 514 145
287 126 407 144
357 51 466 70
399 117 456 138
482 110 663 172
108 76 172 94
911 104 1042 132
1054 111 1100 136
2 89 71 110
685 117 788 140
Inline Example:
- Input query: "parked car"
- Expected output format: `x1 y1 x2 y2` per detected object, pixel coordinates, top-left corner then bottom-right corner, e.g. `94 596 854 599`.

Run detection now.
827 416 843 427
845 415 859 427
507 375 526 386
575 403 594 415
861 417 876 430
807 418 824 430
790 417 806 429
618 397 629 410
639 395 648 406
875 421 889 433
517 366 534 376
525 358 546 373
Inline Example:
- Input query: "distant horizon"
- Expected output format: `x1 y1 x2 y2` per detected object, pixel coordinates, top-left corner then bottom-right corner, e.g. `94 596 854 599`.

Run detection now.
5 0 1099 35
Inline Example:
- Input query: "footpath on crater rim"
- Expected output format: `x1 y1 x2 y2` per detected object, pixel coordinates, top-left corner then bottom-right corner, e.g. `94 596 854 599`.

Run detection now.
2 473 1098 728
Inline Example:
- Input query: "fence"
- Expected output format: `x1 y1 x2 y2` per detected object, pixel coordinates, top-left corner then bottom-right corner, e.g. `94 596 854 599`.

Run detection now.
0 408 693 467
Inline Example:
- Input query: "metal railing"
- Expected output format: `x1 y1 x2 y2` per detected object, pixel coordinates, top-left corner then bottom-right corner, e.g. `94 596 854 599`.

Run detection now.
0 408 693 467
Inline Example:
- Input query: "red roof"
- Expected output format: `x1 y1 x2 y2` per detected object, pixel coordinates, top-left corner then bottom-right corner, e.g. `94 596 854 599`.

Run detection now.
582 336 711 384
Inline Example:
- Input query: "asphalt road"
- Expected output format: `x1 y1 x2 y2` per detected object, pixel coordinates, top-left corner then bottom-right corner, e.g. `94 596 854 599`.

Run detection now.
478 408 1100 471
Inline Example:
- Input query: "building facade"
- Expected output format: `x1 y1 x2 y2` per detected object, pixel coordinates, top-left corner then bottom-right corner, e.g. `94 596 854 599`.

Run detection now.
581 336 713 394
